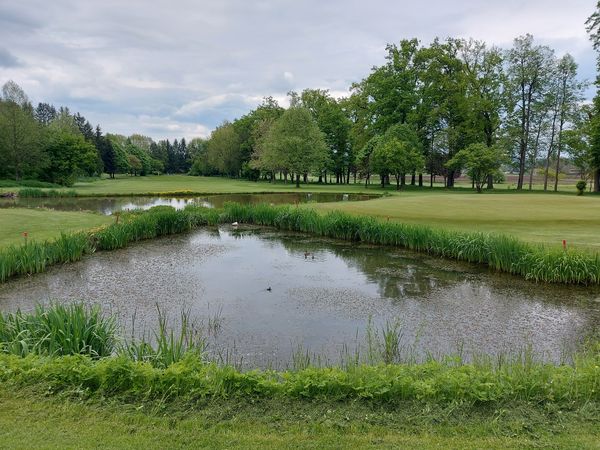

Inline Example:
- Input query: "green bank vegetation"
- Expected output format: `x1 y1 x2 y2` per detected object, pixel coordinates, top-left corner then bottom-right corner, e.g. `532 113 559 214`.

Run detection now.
2 203 600 285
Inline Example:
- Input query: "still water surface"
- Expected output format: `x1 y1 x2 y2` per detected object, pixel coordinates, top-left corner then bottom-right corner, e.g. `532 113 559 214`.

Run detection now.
0 227 598 368
0 192 377 215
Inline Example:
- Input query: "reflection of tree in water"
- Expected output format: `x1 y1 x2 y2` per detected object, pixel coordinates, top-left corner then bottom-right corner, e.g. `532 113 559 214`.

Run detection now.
269 232 466 299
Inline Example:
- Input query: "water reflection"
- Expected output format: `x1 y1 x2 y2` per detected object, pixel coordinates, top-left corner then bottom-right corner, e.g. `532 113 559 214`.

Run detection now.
0 192 378 215
0 227 598 368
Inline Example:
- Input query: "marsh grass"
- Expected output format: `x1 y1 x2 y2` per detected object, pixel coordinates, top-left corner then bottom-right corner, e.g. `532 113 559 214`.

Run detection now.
18 188 77 198
121 306 207 368
0 303 598 406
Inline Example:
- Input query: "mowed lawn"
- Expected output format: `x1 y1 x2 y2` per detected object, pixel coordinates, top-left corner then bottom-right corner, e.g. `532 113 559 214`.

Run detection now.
0 389 597 450
67 175 377 195
312 191 600 250
28 174 579 196
0 208 112 247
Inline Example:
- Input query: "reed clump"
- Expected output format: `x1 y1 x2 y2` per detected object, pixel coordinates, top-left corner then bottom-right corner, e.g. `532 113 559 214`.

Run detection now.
18 188 77 198
0 303 116 358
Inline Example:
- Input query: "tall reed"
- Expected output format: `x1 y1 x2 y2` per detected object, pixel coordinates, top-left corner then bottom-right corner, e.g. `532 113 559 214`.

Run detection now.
0 303 116 358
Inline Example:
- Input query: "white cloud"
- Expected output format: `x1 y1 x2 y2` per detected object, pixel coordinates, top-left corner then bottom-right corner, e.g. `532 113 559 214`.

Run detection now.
0 0 596 140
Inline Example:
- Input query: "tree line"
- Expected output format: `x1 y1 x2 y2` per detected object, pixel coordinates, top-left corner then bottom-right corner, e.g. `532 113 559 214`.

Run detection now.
0 82 195 186
199 33 598 192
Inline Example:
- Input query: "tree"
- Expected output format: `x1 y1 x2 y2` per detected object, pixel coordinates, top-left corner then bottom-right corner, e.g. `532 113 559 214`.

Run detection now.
446 143 507 193
43 129 98 186
296 89 351 183
0 81 44 180
505 35 554 190
34 103 57 126
257 107 328 187
206 122 242 176
355 135 382 187
586 3 600 191
371 128 424 190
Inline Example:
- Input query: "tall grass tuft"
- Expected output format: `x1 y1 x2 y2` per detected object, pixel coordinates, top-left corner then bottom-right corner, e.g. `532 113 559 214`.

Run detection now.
0 303 116 358
221 203 600 285
121 307 207 368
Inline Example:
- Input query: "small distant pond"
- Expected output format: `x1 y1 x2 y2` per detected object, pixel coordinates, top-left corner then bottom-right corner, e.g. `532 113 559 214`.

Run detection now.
1 227 598 368
0 192 378 215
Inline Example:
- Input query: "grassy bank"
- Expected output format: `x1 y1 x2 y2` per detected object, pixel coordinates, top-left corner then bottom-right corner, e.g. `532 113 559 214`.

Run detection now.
0 304 598 449
2 203 600 284
0 208 112 248
2 388 598 449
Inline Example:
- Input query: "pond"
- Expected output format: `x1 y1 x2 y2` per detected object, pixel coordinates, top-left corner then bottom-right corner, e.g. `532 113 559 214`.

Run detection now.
0 192 377 215
1 227 598 368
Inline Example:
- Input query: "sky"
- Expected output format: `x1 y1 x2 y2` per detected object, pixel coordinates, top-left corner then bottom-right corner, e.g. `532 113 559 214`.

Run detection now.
0 0 597 141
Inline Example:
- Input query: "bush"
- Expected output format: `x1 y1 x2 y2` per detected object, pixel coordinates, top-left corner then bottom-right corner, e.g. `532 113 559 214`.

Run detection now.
576 180 587 195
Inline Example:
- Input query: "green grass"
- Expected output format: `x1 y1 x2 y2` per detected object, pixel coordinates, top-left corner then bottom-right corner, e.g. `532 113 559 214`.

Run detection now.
2 174 579 196
0 208 112 248
312 191 600 250
1 388 598 449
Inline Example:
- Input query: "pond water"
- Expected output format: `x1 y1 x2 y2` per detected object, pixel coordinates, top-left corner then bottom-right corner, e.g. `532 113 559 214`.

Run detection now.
1 227 598 368
0 192 377 215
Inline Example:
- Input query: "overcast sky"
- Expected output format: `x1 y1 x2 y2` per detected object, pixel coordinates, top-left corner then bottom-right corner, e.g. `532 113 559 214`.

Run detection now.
0 1 597 141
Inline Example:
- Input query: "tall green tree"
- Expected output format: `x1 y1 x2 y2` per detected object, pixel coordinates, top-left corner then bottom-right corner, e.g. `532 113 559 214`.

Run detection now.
43 129 98 186
505 35 554 190
0 81 44 180
447 143 507 193
206 122 242 176
586 3 600 191
257 107 328 187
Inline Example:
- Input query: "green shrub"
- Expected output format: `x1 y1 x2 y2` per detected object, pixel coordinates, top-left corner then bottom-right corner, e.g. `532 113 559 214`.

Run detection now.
576 180 587 195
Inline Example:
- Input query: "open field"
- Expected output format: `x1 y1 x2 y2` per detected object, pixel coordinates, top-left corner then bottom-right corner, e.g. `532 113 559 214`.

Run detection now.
1 389 598 450
313 191 600 251
0 208 112 247
0 174 583 196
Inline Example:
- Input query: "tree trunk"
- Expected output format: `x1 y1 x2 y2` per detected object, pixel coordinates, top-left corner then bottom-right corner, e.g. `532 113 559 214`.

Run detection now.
410 171 416 185
594 168 600 192
395 175 400 190
430 173 433 188
543 109 559 191
554 116 566 192
418 173 423 187
303 173 308 183
295 173 300 188
446 170 455 188
486 174 493 190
